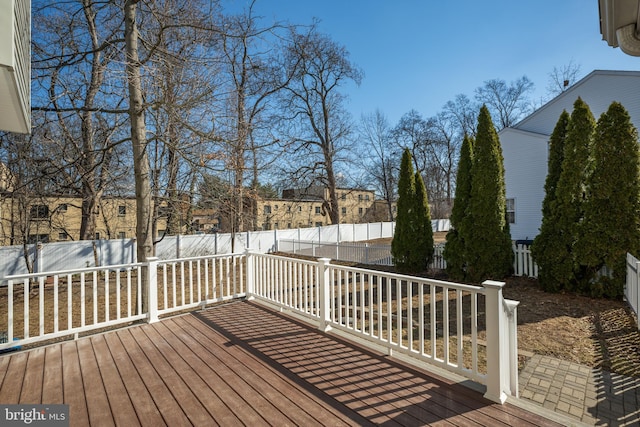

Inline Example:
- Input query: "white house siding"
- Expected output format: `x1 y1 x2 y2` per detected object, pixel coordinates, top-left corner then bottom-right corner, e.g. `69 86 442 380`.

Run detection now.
500 70 640 241
500 128 549 241
517 71 640 135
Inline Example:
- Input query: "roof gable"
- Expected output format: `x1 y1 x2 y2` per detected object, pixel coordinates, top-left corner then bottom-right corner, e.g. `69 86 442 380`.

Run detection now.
514 70 640 135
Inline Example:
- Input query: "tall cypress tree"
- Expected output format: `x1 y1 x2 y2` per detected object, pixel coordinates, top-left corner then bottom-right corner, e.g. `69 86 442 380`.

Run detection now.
412 171 434 271
465 105 513 282
443 134 474 280
531 110 570 292
576 102 640 297
392 148 416 272
552 97 596 292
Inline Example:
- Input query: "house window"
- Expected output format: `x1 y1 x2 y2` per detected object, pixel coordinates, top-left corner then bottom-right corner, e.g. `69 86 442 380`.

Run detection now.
315 222 323 227
341 193 346 200
298 206 302 212
58 232 68 241
506 198 516 224
315 206 321 214
341 207 347 215
58 204 68 212
95 232 101 240
28 234 49 244
30 205 49 220
359 207 363 215
358 194 363 201
365 195 370 201
118 232 126 239
118 205 126 217
264 205 272 214
274 223 279 229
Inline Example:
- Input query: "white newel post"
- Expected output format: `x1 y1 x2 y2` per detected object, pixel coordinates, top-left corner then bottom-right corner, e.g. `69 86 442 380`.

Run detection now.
147 257 159 323
483 280 509 404
245 249 255 300
504 299 520 397
318 258 332 332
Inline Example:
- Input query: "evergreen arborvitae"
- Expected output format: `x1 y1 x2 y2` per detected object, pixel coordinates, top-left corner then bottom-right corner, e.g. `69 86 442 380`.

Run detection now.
443 134 474 280
392 148 416 272
552 97 596 292
465 105 513 282
531 110 570 292
412 171 434 271
575 102 640 298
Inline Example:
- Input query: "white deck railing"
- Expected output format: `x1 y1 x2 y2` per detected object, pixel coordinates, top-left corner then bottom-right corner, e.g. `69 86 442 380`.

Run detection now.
0 249 517 404
0 253 247 350
248 251 519 403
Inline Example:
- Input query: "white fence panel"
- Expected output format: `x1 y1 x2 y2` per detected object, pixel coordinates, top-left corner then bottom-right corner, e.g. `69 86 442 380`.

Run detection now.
42 240 136 272
626 253 640 329
0 245 33 276
248 230 278 253
155 235 178 259
319 224 340 243
512 243 538 278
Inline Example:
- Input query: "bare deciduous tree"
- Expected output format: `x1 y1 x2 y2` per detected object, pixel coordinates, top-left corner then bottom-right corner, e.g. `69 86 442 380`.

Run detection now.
359 110 396 220
279 27 363 225
547 61 582 97
475 76 534 130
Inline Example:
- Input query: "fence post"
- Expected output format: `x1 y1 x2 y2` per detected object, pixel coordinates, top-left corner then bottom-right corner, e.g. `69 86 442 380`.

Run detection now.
35 243 43 273
318 258 332 332
483 280 509 404
176 234 181 259
245 249 255 300
146 257 159 323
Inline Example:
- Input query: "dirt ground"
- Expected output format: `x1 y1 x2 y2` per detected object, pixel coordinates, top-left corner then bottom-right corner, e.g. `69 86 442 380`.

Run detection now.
503 276 640 377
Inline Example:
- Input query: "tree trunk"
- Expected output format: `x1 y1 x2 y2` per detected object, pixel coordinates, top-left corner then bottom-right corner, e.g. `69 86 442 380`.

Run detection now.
125 0 153 311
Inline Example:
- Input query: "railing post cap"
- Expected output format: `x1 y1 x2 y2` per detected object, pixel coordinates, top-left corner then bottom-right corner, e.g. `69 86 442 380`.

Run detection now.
146 256 159 262
482 280 506 289
318 257 331 263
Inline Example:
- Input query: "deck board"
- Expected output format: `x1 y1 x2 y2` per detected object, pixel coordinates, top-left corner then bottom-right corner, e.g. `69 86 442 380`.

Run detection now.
41 345 63 404
19 347 45 403
0 300 564 426
61 341 89 426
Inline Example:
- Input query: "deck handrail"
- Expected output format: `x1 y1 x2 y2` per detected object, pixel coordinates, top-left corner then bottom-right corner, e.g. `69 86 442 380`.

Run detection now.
245 250 519 404
0 249 517 404
0 253 246 351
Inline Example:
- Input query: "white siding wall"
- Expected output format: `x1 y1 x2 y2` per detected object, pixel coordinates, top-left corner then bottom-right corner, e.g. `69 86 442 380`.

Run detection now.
502 70 640 241
517 71 640 135
500 128 549 241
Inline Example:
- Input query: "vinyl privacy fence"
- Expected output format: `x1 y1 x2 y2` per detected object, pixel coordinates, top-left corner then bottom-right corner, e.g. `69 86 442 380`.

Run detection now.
0 222 401 277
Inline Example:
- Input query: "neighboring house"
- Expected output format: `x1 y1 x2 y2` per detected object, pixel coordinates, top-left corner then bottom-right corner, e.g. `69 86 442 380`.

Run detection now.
501 70 640 241
0 195 169 244
256 187 379 230
0 0 30 134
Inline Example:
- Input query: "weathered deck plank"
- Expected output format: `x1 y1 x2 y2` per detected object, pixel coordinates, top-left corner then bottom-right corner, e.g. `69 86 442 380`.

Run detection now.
0 300 564 426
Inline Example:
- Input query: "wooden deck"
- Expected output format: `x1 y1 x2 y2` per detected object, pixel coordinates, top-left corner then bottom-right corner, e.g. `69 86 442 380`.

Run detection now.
0 300 562 426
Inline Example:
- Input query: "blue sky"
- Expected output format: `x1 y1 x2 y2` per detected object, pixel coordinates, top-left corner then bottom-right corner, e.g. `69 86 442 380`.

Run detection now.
224 0 640 124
